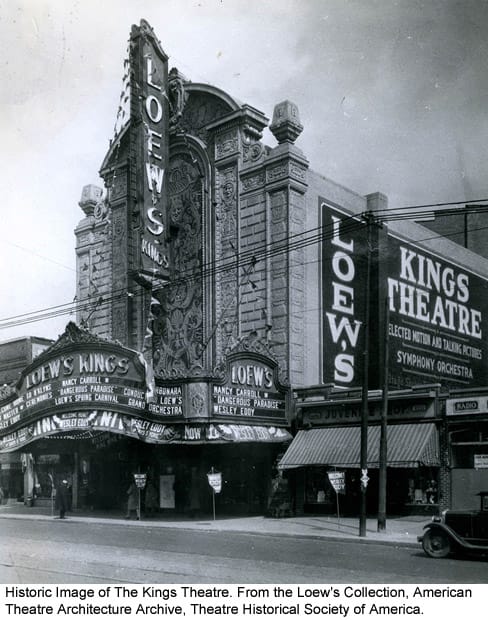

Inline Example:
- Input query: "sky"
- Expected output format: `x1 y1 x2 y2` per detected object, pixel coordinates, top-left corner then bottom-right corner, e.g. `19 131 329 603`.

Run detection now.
1 0 488 342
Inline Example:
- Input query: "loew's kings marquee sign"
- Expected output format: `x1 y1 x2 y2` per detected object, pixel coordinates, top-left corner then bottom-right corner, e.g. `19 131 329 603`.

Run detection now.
0 325 292 451
212 351 289 425
0 324 149 439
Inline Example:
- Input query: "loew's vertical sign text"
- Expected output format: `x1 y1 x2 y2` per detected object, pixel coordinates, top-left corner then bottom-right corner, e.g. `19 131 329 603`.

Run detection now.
130 19 170 280
321 200 366 387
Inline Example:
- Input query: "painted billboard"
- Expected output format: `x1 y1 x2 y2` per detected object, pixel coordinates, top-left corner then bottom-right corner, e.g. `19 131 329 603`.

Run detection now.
130 19 170 280
321 199 367 387
386 235 488 388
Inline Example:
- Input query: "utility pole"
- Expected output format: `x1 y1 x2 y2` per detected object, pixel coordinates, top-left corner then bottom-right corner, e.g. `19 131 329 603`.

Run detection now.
359 212 373 537
378 296 389 531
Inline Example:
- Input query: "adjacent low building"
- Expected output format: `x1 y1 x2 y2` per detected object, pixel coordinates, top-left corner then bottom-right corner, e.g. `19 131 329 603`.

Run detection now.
0 336 52 503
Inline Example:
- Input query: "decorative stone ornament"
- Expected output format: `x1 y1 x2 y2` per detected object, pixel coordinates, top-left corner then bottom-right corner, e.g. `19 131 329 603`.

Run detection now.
269 100 303 144
79 185 103 217
168 68 189 129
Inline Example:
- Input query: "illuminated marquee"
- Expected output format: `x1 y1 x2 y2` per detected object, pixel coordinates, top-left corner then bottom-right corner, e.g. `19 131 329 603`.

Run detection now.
0 324 190 441
0 413 291 452
130 19 170 279
0 344 147 435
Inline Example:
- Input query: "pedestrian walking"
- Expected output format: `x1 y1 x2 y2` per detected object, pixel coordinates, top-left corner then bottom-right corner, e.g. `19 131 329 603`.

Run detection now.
56 479 70 519
125 481 140 519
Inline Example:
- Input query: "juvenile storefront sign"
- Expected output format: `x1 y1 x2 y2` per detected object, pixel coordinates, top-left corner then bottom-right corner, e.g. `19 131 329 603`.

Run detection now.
386 235 488 388
303 395 436 426
212 354 288 423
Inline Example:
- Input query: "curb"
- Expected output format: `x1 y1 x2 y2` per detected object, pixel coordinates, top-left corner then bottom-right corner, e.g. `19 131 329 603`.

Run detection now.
0 512 419 549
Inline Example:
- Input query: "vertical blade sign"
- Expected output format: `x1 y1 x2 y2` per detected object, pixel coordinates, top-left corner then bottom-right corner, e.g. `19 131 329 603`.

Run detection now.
130 20 170 280
321 199 366 387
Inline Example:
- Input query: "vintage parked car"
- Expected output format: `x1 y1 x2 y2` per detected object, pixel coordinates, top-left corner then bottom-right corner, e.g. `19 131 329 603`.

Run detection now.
418 492 488 558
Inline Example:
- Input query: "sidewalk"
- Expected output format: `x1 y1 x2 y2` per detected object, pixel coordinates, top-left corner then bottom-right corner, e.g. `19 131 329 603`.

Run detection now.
0 502 425 548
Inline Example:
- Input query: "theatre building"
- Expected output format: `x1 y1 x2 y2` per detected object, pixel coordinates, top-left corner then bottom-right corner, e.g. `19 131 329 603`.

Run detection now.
1 19 488 517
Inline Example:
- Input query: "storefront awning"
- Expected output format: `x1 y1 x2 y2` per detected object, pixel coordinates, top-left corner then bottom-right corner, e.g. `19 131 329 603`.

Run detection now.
278 423 439 469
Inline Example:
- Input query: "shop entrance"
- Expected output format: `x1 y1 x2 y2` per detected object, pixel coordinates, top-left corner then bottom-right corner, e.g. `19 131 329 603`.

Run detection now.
297 465 440 517
11 436 286 518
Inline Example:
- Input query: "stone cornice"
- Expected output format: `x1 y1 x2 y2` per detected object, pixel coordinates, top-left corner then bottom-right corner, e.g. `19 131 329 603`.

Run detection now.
206 106 268 140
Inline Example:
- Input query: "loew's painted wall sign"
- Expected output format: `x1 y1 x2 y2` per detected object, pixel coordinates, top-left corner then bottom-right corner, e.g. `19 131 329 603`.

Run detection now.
212 354 289 423
321 198 488 390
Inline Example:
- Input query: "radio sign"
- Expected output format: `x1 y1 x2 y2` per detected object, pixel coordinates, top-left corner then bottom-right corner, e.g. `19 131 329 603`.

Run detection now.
446 398 488 416
212 356 288 423
130 19 170 279
455 401 479 412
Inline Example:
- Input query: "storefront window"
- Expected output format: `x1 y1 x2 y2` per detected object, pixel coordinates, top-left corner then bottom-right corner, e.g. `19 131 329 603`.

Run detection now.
304 467 335 508
34 455 59 499
406 469 438 506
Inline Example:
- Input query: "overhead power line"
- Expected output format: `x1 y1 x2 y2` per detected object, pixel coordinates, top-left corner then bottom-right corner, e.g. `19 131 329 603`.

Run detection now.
0 239 77 273
2 201 488 331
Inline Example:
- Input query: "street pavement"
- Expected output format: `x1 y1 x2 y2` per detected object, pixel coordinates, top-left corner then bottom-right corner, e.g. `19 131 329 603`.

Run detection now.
0 501 425 548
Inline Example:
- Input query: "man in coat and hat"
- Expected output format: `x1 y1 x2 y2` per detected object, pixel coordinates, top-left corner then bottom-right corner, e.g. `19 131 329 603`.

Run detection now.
56 479 70 519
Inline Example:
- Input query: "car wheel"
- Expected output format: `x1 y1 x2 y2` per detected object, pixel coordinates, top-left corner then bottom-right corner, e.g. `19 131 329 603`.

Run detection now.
422 530 451 558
